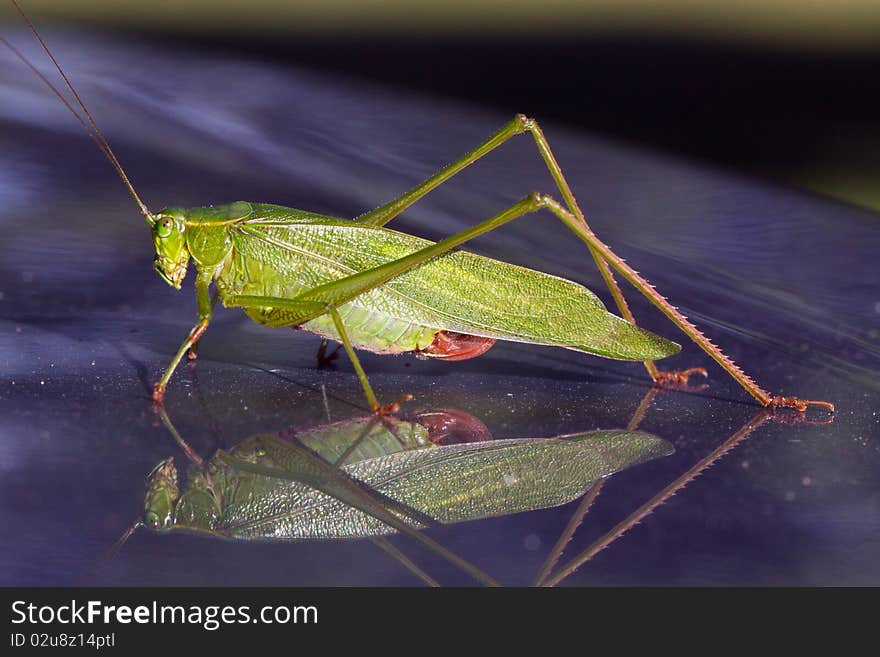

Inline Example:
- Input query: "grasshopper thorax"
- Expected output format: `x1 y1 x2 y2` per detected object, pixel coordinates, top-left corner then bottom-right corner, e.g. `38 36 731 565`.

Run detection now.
151 208 190 289
144 457 180 531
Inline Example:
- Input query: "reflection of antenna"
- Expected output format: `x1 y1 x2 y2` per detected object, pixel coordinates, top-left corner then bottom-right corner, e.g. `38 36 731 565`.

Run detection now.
106 520 143 561
3 0 154 223
104 408 202 561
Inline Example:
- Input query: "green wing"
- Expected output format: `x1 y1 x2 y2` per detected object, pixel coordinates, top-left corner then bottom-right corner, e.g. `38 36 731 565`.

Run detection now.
230 203 680 361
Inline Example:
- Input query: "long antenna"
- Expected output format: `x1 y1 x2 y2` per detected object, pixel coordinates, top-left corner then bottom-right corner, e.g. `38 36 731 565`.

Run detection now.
1 37 113 165
106 520 142 561
5 0 154 223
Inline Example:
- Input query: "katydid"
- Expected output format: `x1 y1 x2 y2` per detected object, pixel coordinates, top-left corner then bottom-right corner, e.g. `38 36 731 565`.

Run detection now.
3 1 835 415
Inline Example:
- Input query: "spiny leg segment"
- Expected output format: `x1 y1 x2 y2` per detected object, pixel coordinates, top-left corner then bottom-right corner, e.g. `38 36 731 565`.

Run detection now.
537 196 833 412
357 115 831 413
356 114 703 387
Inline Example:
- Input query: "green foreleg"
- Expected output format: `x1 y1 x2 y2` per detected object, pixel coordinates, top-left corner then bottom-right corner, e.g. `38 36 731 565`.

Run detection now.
186 289 221 361
153 270 213 403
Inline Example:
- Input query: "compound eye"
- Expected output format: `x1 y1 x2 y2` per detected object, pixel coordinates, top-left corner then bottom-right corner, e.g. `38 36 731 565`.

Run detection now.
156 217 174 238
144 511 161 529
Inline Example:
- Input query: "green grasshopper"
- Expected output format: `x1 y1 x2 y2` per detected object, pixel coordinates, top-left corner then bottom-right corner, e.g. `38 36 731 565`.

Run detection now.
4 1 834 415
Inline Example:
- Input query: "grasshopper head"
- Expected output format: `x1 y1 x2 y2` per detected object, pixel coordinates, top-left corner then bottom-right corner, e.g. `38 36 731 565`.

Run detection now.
151 208 190 289
143 457 179 532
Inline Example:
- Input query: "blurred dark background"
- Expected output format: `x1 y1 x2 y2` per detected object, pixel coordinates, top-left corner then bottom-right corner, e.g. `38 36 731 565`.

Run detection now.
2 0 879 211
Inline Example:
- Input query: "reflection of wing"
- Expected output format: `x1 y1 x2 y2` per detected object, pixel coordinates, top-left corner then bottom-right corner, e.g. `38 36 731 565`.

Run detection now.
215 434 498 586
231 203 679 360
291 416 433 466
216 435 438 537
216 429 672 540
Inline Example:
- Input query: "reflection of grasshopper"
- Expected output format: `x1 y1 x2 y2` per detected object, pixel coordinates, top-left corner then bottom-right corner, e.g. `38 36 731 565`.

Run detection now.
119 383 831 586
116 408 671 585
141 410 671 541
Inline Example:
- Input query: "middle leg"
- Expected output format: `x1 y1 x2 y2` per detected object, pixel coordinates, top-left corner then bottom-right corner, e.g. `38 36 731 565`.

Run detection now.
223 296 405 415
315 338 341 368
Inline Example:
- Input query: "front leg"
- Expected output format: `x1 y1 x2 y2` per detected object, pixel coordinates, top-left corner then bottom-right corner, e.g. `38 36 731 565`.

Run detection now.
152 271 213 403
186 290 220 361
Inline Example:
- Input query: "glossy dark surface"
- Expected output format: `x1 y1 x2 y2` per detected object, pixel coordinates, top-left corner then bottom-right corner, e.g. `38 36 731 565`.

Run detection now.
1 28 878 586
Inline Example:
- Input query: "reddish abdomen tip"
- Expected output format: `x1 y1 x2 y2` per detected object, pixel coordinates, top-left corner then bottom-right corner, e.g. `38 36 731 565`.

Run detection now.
419 330 495 361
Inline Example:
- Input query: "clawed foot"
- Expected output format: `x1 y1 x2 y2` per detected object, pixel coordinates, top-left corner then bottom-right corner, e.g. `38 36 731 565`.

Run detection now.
767 397 834 424
652 367 709 392
768 396 835 413
316 340 341 369
372 393 414 416
151 382 165 405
